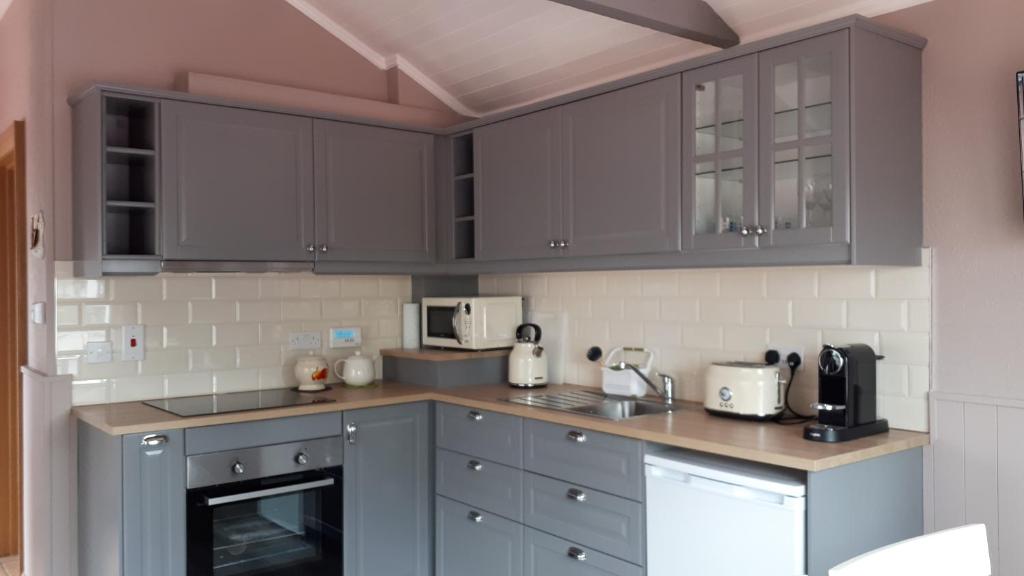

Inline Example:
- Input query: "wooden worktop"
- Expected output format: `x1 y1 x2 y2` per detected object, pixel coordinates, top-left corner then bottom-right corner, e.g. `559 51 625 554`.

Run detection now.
73 382 929 472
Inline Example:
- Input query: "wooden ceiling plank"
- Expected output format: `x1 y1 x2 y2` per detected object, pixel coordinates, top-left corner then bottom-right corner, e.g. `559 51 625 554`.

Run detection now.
548 0 740 48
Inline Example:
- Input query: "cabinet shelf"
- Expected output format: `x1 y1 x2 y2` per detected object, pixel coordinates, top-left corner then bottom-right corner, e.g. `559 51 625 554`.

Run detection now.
454 173 474 181
107 200 156 209
106 146 156 157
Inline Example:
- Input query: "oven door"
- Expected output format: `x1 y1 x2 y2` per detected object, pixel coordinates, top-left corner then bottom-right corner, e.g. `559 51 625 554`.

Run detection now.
187 467 342 576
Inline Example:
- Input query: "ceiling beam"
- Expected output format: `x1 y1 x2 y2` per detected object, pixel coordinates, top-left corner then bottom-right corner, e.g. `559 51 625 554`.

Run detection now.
548 0 739 48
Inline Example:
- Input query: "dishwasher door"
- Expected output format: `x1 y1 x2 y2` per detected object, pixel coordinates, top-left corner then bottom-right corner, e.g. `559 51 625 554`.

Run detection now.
645 460 806 576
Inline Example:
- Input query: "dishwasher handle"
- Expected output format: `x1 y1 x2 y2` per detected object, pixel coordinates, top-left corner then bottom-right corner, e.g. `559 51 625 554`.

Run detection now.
646 465 797 507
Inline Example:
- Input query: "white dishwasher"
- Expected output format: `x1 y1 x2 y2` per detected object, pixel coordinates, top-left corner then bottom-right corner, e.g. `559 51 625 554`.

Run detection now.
645 449 807 576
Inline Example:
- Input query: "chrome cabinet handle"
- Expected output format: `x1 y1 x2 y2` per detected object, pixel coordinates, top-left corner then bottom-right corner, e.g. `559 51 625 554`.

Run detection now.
346 423 358 445
305 243 316 253
567 547 587 561
567 488 587 502
319 244 328 253
468 511 483 523
558 240 569 248
567 430 587 443
548 240 558 249
738 226 751 237
754 225 767 236
467 460 483 472
140 434 168 447
467 410 483 422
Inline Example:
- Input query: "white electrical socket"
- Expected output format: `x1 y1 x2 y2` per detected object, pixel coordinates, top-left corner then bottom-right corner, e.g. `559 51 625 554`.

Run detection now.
289 331 322 350
84 341 113 364
122 325 145 361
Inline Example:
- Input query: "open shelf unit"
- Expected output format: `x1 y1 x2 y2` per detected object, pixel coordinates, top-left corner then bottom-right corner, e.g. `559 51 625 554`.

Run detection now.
451 133 476 260
103 96 159 259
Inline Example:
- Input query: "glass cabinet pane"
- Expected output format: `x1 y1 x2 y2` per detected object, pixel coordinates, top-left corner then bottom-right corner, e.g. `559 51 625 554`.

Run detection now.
695 161 716 234
695 81 716 156
804 144 833 228
802 54 833 139
720 156 744 232
773 62 798 144
774 149 799 231
718 74 744 152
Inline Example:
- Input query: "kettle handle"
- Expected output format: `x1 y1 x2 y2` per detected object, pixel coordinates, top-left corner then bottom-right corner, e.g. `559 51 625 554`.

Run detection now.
515 323 542 343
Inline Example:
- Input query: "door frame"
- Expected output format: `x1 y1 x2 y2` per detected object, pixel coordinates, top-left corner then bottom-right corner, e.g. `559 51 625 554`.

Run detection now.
0 120 26 567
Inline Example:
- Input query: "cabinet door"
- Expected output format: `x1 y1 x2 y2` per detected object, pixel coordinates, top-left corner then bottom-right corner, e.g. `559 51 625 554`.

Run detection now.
436 496 524 576
122 430 185 576
683 55 760 251
343 403 431 576
161 101 315 261
476 109 563 261
759 30 850 248
562 76 681 257
314 120 434 262
524 528 643 576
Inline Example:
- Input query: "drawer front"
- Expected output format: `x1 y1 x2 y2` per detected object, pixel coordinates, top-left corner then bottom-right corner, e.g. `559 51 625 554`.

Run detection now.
523 472 643 564
437 448 524 522
436 496 524 576
437 403 523 467
525 528 644 576
523 419 643 500
184 413 341 455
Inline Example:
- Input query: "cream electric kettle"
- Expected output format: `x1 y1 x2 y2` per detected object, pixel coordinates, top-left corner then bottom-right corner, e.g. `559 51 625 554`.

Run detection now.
509 323 548 388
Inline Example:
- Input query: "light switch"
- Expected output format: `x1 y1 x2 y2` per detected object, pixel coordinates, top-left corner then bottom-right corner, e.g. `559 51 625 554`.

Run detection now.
122 325 145 361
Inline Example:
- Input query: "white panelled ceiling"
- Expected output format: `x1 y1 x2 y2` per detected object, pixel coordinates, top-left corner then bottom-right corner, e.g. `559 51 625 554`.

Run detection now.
284 0 930 117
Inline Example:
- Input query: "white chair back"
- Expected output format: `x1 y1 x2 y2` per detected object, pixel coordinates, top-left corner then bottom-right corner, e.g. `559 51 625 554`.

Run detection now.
829 524 991 576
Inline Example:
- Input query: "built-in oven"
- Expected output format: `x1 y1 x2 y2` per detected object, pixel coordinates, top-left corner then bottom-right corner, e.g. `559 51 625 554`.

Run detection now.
185 436 344 576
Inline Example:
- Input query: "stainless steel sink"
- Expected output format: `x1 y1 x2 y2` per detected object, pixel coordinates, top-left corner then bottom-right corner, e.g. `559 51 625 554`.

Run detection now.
506 389 676 421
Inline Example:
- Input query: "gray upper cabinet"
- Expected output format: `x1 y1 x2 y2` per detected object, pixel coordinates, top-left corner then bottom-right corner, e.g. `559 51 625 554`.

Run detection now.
314 120 435 263
161 101 315 262
682 54 760 252
343 403 432 576
758 30 851 249
476 108 563 261
561 76 681 257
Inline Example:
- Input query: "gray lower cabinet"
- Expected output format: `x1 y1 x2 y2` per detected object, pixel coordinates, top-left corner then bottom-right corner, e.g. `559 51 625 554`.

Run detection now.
79 423 186 576
436 403 524 468
161 100 315 262
475 108 563 261
436 448 524 522
561 75 681 258
436 496 524 576
343 403 432 576
524 528 643 576
314 120 435 263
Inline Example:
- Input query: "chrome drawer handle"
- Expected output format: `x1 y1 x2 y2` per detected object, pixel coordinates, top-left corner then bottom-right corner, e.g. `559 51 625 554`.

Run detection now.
468 511 483 523
467 460 483 472
140 434 167 447
467 411 483 421
566 488 587 502
567 430 587 443
567 547 587 561
346 423 358 445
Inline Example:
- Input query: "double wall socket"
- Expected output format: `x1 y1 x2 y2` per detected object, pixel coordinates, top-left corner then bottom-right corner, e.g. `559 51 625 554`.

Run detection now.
289 332 322 350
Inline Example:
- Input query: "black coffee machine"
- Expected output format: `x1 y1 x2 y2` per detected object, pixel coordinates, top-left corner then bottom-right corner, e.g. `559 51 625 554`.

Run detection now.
804 344 889 443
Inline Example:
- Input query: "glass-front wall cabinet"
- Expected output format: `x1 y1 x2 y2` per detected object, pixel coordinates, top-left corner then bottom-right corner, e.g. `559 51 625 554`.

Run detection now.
683 54 759 251
759 30 850 247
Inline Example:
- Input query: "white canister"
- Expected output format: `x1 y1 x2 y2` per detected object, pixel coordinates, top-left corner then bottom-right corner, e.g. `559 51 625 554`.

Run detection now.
294 355 329 392
402 303 420 349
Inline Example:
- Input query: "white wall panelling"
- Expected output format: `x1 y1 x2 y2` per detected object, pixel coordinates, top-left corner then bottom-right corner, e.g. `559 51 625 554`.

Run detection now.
54 265 410 405
481 255 932 432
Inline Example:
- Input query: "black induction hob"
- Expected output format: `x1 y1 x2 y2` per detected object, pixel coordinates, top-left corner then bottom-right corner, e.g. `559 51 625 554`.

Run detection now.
143 388 335 417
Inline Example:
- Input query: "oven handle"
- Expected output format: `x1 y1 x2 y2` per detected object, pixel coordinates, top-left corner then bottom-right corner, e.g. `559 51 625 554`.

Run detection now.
203 478 335 507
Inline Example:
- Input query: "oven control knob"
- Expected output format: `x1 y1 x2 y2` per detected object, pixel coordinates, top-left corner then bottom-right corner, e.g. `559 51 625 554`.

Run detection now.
295 452 309 466
231 461 245 475
718 387 733 402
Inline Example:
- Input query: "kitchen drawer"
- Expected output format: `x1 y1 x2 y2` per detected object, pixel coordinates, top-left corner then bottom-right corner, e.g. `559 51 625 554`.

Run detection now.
523 472 643 565
437 403 523 467
523 419 643 500
184 413 341 455
437 448 524 522
436 495 524 576
524 528 644 576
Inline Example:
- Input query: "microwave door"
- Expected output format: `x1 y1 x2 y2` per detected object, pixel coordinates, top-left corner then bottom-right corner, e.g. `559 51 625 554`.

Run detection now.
425 306 458 340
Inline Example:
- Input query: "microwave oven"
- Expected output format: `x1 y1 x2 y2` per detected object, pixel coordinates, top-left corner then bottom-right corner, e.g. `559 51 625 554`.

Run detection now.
421 296 523 350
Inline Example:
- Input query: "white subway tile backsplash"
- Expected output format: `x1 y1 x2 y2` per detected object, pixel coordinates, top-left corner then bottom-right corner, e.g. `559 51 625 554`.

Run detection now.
59 272 411 405
848 300 907 331
483 262 932 431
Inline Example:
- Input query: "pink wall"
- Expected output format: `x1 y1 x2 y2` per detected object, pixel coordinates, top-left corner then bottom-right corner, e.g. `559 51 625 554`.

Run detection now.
878 0 1024 400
